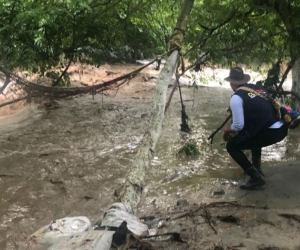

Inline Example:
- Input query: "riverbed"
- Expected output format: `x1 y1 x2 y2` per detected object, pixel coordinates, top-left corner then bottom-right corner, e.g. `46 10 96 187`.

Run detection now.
1 64 300 250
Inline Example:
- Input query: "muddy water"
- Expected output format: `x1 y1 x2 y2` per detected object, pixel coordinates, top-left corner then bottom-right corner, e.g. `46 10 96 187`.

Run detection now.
1 86 300 250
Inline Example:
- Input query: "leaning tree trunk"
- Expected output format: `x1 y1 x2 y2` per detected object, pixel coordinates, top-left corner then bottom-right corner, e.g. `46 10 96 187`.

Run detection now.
30 2 195 249
117 0 194 213
292 59 300 110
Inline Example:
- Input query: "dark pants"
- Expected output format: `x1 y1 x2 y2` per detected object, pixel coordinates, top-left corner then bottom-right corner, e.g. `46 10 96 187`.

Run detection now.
226 125 288 171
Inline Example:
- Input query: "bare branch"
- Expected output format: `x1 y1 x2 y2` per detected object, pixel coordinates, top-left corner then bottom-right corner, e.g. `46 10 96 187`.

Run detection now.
278 58 296 90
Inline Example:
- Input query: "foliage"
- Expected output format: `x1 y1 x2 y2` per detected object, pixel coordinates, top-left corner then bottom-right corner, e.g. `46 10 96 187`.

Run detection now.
0 0 300 89
0 0 177 75
177 140 200 158
183 0 291 74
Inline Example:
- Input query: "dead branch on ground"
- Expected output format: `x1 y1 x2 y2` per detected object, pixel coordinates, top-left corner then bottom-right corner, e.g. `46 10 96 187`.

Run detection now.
278 213 300 223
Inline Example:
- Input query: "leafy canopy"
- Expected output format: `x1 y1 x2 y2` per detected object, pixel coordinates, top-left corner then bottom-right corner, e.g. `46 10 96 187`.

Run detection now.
1 0 299 80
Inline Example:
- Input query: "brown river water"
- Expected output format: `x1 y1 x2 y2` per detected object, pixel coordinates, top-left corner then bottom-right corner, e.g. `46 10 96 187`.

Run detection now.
1 84 300 250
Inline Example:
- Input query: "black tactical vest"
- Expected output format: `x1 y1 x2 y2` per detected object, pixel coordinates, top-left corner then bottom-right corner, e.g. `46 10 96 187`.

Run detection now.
233 83 278 142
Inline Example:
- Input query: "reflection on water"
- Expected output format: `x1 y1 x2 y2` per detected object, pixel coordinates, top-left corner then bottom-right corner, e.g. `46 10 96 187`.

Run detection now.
0 86 300 249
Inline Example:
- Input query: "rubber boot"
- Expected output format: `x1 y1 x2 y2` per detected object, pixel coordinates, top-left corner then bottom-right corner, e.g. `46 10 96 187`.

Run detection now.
240 166 266 190
252 159 265 177
254 165 265 177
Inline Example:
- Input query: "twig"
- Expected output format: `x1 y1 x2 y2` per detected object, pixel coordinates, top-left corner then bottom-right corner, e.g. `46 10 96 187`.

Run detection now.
0 96 28 108
142 201 268 239
169 201 268 221
141 232 180 239
0 174 15 178
266 88 300 101
203 206 218 234
169 204 202 221
206 201 269 210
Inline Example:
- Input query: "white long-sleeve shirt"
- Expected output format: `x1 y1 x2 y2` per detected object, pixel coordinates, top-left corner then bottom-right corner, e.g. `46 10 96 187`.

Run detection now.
229 94 283 131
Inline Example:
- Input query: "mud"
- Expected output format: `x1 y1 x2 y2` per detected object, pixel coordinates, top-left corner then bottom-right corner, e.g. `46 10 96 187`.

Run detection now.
0 64 300 250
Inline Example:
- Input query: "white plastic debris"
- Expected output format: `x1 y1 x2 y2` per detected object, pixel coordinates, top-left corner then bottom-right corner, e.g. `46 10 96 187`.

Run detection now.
149 228 157 236
48 230 114 250
101 203 149 236
157 220 166 229
30 202 149 249
108 202 133 213
30 216 91 245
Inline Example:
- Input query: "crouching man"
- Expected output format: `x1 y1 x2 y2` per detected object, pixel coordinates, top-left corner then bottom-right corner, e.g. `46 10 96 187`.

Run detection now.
223 67 288 190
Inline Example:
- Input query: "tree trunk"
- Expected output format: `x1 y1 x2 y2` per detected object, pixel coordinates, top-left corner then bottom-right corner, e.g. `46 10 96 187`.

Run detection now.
292 59 300 110
117 0 195 213
30 2 195 248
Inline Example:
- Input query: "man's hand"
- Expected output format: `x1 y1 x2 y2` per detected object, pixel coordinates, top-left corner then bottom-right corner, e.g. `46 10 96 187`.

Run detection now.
223 127 235 142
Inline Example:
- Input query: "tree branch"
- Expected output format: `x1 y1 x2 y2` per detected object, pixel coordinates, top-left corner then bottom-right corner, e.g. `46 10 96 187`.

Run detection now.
278 58 295 90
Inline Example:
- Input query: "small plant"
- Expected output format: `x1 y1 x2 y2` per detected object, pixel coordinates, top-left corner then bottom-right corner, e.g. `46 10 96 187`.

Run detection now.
177 140 200 158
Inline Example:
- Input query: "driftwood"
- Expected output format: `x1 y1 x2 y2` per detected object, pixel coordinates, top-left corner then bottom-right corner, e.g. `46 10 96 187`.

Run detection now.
165 201 268 235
